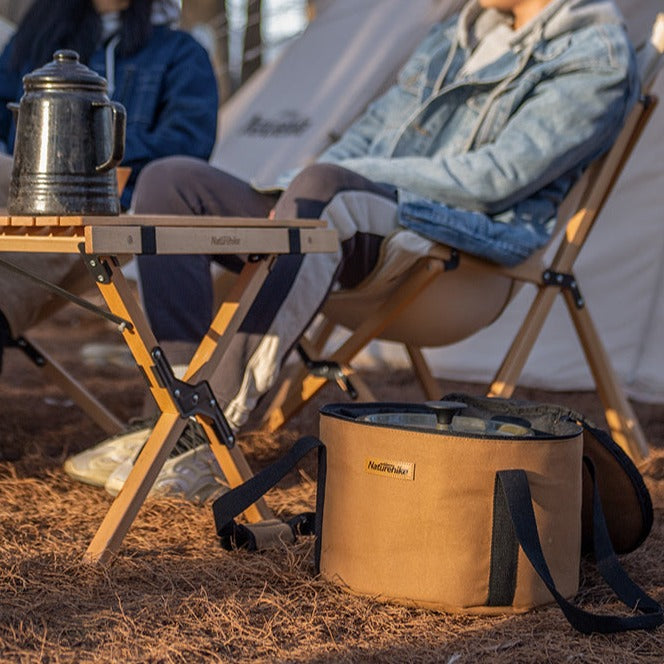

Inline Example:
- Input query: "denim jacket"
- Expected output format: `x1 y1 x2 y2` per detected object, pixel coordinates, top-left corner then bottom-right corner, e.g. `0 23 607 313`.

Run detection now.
0 24 218 208
309 0 639 265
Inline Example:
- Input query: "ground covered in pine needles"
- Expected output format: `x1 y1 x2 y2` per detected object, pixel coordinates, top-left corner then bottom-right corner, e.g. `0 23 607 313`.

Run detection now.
0 303 663 663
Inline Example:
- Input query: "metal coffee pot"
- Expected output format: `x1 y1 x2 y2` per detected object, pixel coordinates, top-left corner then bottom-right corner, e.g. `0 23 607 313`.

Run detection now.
8 50 126 216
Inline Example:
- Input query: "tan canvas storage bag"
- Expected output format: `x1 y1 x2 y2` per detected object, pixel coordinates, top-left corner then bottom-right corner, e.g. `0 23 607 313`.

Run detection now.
317 401 582 614
213 395 662 634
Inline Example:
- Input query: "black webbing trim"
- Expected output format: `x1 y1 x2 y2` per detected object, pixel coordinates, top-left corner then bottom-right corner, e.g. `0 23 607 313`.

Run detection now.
496 462 663 633
288 228 301 254
488 474 519 606
584 458 660 613
313 443 327 573
218 522 257 551
140 226 157 255
212 435 322 550
287 512 317 536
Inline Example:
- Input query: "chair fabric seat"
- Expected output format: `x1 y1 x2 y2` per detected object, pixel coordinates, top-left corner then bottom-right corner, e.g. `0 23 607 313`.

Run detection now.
324 235 516 347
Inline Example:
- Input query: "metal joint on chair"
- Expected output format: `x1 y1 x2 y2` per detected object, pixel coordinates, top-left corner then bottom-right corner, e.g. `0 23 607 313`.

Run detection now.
296 344 358 399
9 336 45 367
642 93 655 109
150 347 236 448
542 269 584 308
444 249 460 271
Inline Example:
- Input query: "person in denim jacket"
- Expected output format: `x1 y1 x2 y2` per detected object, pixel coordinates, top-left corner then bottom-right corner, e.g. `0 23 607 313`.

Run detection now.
309 0 639 265
65 0 640 500
0 0 217 373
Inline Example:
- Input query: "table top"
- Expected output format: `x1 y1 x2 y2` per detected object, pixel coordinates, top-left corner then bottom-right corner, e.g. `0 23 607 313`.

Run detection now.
0 214 326 228
0 214 338 255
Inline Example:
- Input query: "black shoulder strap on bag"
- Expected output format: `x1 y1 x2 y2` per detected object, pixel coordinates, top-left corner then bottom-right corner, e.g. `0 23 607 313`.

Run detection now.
212 436 325 559
213 438 662 634
496 458 663 634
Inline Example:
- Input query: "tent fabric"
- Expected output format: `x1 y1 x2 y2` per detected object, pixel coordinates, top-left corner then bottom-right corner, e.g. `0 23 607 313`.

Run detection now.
211 0 465 183
211 0 664 404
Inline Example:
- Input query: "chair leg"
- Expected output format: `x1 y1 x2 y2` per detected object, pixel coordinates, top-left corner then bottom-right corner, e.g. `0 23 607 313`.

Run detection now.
489 282 649 462
489 285 558 398
563 291 649 461
259 317 342 431
260 339 323 432
343 371 376 401
261 334 375 432
302 323 376 400
406 345 441 400
15 336 125 435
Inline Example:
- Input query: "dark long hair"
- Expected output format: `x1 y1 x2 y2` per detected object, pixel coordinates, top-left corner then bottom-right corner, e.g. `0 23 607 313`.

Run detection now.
9 0 154 71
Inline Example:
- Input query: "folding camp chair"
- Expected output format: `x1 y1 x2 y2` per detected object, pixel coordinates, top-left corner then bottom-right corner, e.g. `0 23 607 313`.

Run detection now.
262 15 664 464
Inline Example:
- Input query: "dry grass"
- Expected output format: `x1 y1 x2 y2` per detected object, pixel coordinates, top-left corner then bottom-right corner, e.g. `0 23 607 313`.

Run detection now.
0 304 663 663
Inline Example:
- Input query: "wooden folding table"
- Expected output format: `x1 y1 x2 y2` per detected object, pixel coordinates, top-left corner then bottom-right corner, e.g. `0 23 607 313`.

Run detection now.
0 213 337 563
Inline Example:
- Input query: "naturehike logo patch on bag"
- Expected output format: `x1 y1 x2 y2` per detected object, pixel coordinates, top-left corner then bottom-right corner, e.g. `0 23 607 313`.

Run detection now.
365 458 415 481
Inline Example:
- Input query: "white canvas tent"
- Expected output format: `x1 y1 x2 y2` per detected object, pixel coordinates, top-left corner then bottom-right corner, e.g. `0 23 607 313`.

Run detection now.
211 0 664 404
211 0 465 182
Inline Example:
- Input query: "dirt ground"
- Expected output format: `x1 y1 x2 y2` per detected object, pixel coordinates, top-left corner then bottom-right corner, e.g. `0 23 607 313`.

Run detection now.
0 301 663 663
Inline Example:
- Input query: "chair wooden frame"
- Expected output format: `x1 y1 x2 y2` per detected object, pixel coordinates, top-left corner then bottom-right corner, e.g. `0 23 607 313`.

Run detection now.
262 92 658 463
8 19 662 454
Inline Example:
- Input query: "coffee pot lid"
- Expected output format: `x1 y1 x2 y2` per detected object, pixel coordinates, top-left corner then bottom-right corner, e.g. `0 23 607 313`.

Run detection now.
23 50 108 92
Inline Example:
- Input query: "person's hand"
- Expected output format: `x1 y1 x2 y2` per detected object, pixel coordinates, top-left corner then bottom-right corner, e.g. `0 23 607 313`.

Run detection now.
268 208 276 220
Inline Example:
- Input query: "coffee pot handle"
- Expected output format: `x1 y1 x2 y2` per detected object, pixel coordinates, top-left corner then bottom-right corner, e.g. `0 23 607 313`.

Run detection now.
94 101 126 173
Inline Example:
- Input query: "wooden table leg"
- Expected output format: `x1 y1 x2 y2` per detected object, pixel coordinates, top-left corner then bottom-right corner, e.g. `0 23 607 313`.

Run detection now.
83 256 275 563
85 412 185 564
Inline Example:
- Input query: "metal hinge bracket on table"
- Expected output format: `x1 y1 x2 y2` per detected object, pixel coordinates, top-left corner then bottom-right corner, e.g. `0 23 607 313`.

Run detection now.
78 242 113 285
542 269 585 308
150 347 236 448
296 344 358 399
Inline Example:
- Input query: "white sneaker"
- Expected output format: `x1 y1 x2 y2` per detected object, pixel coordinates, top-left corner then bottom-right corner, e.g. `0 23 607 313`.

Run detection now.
105 443 229 503
63 426 150 487
80 342 135 369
